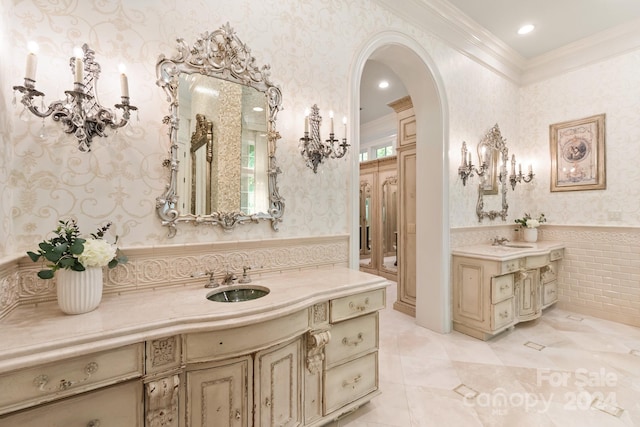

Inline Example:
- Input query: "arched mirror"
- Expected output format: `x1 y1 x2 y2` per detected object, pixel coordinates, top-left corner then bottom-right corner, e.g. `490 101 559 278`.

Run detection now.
380 175 398 273
476 124 509 222
359 179 373 268
156 23 284 237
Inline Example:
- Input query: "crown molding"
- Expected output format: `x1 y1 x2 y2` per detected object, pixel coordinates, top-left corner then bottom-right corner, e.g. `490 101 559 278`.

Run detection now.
372 0 640 86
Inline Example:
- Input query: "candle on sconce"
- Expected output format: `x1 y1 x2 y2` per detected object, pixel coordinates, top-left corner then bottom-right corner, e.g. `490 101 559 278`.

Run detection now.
511 154 516 175
118 64 129 98
342 116 347 139
519 163 522 175
461 145 466 167
329 110 334 134
481 146 486 165
528 164 533 174
304 109 309 134
73 47 84 84
25 41 38 81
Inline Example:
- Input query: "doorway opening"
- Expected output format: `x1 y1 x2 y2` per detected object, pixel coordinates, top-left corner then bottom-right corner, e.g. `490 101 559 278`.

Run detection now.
349 32 451 333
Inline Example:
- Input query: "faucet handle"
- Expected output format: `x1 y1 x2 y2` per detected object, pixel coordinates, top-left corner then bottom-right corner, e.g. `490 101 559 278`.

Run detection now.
192 271 219 288
238 266 252 284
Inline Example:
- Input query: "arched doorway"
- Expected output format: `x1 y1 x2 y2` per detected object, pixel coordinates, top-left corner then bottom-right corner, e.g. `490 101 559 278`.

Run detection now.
349 31 451 333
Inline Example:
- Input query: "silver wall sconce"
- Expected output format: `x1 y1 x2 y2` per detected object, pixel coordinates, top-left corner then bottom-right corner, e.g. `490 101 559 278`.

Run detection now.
458 140 487 185
12 43 137 152
299 104 349 173
505 154 534 189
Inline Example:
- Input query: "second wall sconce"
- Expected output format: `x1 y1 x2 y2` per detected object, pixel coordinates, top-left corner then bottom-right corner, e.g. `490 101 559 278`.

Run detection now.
299 104 349 173
13 43 137 152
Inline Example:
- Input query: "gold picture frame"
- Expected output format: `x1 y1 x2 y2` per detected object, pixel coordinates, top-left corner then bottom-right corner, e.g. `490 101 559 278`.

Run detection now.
550 114 606 192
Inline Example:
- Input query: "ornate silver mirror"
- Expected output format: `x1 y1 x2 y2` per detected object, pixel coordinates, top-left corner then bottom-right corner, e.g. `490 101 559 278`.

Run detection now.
476 124 509 222
156 23 284 237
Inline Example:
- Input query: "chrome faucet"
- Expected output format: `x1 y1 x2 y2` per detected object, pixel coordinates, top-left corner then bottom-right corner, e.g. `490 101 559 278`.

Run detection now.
221 271 237 286
491 236 510 246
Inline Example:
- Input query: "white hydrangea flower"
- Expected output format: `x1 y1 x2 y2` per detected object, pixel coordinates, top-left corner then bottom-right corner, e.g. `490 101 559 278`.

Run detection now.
78 238 117 268
525 219 540 228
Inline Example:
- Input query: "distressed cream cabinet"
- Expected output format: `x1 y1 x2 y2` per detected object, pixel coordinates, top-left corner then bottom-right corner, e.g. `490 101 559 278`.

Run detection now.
389 95 417 317
0 270 386 427
452 243 564 340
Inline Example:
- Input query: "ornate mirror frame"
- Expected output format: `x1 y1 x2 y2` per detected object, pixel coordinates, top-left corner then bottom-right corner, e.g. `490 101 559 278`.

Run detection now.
155 23 284 237
476 124 509 222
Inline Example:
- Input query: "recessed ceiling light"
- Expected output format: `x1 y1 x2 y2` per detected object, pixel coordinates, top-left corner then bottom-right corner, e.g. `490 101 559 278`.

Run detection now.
518 24 535 35
378 80 389 89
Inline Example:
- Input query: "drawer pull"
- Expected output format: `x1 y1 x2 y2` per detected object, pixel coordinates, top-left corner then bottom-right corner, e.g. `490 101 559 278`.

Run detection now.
342 374 362 388
235 410 241 420
349 298 370 312
499 310 509 319
499 284 510 292
265 397 271 407
87 420 101 427
33 362 99 392
342 333 364 346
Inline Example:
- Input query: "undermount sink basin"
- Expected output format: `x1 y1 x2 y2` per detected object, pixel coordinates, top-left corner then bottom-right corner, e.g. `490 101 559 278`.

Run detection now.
502 244 534 249
206 285 270 302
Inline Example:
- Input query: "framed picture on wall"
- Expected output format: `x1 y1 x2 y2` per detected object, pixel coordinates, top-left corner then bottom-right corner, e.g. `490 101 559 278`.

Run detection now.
550 113 606 192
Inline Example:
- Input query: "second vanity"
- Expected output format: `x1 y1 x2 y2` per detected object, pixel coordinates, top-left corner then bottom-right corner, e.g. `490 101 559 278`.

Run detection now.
0 267 388 427
452 241 564 341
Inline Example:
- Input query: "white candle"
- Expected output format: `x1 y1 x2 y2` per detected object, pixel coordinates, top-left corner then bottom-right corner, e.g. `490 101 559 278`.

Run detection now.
461 146 466 167
25 52 37 81
119 64 129 98
342 116 347 139
74 57 83 83
519 163 522 174
304 110 309 134
511 155 516 175
528 164 532 174
468 152 472 166
329 111 334 134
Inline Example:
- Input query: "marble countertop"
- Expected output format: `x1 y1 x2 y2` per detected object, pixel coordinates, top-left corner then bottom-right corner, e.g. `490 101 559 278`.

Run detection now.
452 240 565 261
0 267 389 373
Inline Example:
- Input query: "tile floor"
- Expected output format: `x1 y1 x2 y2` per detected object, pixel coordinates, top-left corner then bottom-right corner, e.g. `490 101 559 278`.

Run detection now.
327 285 640 426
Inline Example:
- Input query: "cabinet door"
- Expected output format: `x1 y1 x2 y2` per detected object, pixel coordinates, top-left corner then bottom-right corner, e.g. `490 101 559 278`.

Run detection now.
255 338 302 427
187 357 251 427
516 269 539 320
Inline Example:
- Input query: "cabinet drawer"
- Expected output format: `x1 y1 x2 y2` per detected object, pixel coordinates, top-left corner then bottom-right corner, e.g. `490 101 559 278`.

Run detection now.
330 289 385 322
0 380 142 427
0 343 143 415
500 259 520 274
550 249 564 261
325 313 378 368
525 254 549 269
186 309 308 362
491 298 514 330
491 274 514 304
324 352 378 414
543 281 558 307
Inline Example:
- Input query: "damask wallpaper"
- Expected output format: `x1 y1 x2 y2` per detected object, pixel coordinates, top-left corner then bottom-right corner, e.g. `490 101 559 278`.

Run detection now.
5 0 640 258
2 0 520 255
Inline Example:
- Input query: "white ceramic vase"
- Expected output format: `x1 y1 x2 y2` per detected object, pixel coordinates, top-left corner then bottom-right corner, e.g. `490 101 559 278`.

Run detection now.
56 267 103 314
523 227 538 243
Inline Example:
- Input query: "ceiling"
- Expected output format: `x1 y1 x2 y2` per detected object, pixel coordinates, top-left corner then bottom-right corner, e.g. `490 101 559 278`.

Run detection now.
361 0 640 124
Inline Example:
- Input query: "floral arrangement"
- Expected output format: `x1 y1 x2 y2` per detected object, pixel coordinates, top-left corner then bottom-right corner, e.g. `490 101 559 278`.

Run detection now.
514 213 546 229
27 219 126 279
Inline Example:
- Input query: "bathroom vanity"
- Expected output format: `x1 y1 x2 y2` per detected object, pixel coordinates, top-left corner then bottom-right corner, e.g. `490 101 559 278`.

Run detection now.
452 241 564 340
0 267 388 427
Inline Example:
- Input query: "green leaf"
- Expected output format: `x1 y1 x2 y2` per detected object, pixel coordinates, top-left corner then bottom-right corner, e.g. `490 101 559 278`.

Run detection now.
27 251 41 262
108 259 118 269
71 263 86 272
37 269 54 280
70 239 85 255
59 257 76 268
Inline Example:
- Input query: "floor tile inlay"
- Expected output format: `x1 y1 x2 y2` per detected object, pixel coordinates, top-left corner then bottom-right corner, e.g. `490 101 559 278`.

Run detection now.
524 341 546 351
